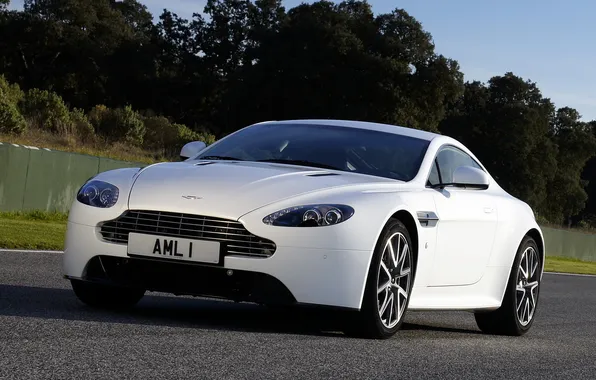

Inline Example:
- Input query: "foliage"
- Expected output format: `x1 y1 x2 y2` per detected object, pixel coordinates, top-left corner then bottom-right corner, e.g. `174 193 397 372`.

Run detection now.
143 115 178 150
177 124 216 146
112 105 146 146
70 107 95 142
543 108 596 223
20 88 72 135
0 75 24 105
0 127 163 164
0 75 27 133
439 73 596 223
0 98 27 134
1 74 213 161
0 0 595 227
87 105 109 130
90 104 145 145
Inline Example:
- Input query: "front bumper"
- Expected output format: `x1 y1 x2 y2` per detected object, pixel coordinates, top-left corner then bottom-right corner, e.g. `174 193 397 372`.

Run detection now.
63 221 372 309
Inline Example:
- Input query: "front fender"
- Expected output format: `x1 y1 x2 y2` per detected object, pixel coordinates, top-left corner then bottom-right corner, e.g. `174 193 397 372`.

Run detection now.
67 167 141 226
238 188 432 309
238 188 426 252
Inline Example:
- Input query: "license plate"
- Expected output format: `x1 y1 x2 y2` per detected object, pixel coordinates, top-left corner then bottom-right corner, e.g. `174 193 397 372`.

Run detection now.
127 233 220 264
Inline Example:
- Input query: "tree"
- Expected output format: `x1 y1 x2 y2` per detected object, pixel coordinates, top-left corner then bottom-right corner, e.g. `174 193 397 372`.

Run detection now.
440 73 558 215
573 120 596 226
0 0 156 109
543 108 596 224
200 0 253 77
2 0 594 225
218 1 463 133
0 0 465 136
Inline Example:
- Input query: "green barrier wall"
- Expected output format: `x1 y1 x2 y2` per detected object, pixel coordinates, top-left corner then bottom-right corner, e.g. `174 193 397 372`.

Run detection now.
0 143 30 211
542 226 596 262
0 142 144 213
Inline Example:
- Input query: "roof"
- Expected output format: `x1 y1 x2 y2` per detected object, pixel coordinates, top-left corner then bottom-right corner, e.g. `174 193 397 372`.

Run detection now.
256 119 440 142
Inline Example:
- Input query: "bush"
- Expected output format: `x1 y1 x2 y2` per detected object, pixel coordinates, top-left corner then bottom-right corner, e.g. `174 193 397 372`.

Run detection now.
534 213 551 226
70 108 95 142
0 98 27 134
91 105 146 146
0 75 24 105
20 88 71 135
177 124 216 146
115 105 145 146
200 131 217 145
143 116 178 150
87 104 109 131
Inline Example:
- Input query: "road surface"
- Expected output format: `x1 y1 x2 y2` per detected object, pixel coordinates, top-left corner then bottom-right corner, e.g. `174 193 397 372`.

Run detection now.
0 251 594 379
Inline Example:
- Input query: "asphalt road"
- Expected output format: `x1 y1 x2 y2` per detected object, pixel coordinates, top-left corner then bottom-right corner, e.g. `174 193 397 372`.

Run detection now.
0 251 595 380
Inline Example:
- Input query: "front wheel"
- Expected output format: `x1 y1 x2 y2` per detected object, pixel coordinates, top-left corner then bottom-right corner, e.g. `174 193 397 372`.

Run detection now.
344 218 415 339
474 236 542 335
71 279 146 310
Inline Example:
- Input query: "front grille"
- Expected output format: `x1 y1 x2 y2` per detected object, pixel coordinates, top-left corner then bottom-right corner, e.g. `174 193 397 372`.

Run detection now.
99 210 276 258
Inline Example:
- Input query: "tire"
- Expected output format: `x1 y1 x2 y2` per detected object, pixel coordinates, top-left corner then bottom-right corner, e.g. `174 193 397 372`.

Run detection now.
344 218 415 339
71 279 146 310
474 235 542 336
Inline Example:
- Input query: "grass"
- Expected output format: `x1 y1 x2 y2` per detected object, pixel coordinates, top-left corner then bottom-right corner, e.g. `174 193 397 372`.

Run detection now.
544 256 596 275
1 128 167 164
1 211 595 275
0 211 67 250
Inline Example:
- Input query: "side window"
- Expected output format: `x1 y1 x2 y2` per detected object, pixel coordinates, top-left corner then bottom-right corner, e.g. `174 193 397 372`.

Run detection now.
434 146 482 184
427 160 441 186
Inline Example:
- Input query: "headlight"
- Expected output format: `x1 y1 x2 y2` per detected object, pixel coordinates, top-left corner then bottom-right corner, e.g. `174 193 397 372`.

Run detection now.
76 180 120 208
263 204 354 227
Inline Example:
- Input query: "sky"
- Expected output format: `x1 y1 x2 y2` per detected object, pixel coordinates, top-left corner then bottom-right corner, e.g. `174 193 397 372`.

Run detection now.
8 0 596 121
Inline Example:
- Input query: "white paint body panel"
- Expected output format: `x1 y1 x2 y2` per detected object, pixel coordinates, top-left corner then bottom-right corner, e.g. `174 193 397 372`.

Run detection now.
429 188 498 286
63 119 545 311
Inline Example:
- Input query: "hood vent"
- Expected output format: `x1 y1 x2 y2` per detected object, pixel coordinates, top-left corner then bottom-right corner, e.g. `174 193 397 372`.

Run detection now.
194 162 216 166
307 172 340 177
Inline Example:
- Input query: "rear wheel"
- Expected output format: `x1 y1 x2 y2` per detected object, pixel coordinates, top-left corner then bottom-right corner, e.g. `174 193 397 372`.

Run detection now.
344 219 414 339
474 236 542 335
71 279 146 310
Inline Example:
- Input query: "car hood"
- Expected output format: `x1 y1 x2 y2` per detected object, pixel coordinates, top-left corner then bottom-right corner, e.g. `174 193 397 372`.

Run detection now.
127 161 400 219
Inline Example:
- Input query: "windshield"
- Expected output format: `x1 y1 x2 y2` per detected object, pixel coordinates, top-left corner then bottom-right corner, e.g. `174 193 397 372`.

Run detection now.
194 123 430 182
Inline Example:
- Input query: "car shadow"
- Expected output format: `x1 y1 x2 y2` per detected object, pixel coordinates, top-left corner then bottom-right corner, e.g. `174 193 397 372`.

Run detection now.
0 283 482 337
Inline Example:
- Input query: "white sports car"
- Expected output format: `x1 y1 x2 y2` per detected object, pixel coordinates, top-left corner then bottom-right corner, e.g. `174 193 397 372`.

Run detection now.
63 119 544 339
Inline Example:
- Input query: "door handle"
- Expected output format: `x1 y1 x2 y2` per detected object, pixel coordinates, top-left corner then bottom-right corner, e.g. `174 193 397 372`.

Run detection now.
483 207 494 214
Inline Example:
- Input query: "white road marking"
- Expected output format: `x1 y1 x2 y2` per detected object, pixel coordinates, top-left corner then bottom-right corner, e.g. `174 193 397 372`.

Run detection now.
0 249 63 254
544 272 596 278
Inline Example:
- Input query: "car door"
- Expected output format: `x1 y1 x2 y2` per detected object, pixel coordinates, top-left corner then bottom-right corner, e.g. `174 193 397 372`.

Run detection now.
426 145 498 287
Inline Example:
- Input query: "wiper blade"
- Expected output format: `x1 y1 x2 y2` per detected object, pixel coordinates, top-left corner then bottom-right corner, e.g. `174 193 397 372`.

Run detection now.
199 155 244 161
257 159 342 171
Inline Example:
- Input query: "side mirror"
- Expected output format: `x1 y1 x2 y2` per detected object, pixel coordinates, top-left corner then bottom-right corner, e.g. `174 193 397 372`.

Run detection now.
180 141 207 161
452 166 489 189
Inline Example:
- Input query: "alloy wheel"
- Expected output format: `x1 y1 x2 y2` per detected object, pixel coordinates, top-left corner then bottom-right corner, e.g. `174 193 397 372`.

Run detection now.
516 246 540 326
377 232 412 329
